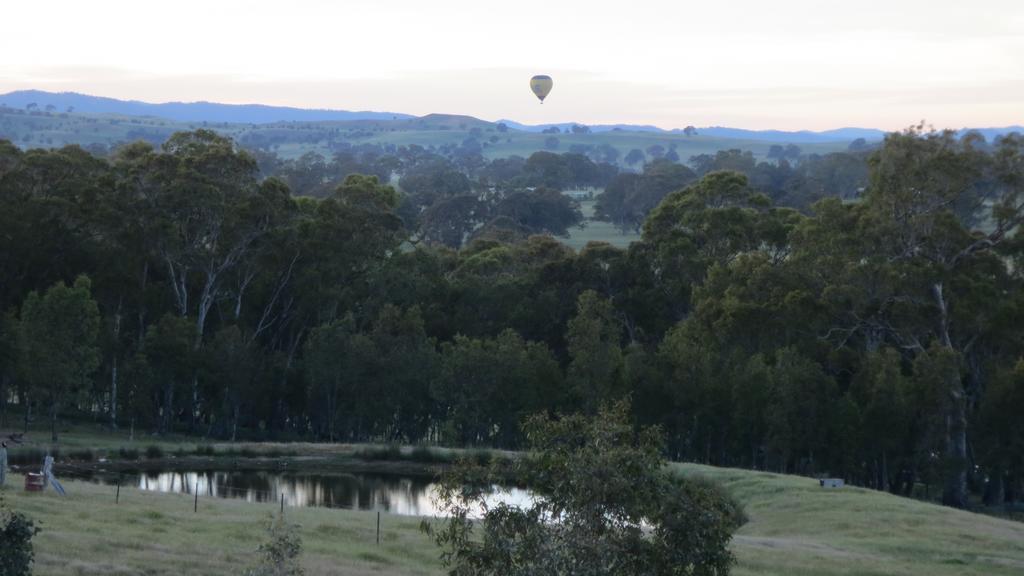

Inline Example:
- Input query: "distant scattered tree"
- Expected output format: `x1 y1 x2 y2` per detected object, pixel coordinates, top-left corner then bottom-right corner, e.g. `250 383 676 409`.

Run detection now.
594 143 620 164
523 151 571 189
646 144 666 159
418 194 488 249
570 124 591 134
765 144 802 163
544 136 560 150
683 125 698 136
494 187 582 236
848 137 869 151
624 148 646 167
689 149 756 176
595 159 697 233
496 122 508 133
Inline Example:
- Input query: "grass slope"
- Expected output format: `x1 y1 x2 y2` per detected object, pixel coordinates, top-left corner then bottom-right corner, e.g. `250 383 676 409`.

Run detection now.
677 464 1024 576
3 458 1022 575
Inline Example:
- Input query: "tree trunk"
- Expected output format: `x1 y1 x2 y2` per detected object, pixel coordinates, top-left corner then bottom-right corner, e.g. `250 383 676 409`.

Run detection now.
942 396 969 508
190 373 198 433
110 301 121 429
50 398 58 442
880 452 889 493
934 282 969 509
983 469 1005 506
162 383 174 435
0 376 6 428
137 261 149 349
110 356 119 429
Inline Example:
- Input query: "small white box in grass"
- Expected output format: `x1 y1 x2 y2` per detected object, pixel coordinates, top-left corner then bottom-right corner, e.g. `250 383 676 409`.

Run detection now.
819 478 844 488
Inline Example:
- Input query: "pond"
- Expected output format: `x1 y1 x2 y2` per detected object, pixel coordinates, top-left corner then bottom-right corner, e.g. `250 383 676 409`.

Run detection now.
84 469 535 517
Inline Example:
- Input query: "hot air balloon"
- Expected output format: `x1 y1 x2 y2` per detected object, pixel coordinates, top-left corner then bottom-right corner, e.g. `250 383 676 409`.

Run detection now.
530 75 553 103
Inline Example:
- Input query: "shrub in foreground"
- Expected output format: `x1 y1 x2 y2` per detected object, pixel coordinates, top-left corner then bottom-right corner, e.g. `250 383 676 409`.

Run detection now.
0 494 40 576
245 511 304 576
424 401 742 575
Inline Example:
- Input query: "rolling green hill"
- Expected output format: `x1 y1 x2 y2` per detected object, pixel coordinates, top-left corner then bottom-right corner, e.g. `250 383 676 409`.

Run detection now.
0 106 855 164
5 458 1022 575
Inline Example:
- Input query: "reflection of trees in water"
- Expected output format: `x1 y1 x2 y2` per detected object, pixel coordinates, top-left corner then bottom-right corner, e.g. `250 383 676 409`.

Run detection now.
134 470 436 512
108 470 530 516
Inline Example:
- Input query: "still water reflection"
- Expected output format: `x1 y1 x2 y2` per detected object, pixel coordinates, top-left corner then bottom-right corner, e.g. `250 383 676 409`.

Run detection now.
116 470 533 517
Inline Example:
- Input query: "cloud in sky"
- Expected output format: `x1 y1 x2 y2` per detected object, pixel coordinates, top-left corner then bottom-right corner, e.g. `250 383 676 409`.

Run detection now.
1 0 1021 130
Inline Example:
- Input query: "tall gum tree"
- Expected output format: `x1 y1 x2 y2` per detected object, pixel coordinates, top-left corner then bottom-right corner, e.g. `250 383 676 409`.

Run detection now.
794 129 1024 507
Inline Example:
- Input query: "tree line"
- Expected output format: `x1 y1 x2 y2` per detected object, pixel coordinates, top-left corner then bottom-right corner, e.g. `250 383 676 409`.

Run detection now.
0 127 1022 510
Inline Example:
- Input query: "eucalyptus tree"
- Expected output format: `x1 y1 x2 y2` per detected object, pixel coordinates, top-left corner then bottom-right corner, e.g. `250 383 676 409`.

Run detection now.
641 171 798 323
435 329 563 447
18 276 101 441
595 159 697 233
303 316 360 442
566 290 624 414
124 131 294 428
0 143 107 323
787 128 1024 506
143 314 195 434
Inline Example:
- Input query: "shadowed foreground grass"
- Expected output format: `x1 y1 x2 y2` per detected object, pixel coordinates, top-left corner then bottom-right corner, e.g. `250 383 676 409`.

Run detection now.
3 474 440 576
4 464 1023 575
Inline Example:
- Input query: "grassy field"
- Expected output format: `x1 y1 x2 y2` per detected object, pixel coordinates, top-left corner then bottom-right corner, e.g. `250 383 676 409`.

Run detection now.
4 458 1023 575
3 474 437 576
564 199 640 250
677 464 1024 576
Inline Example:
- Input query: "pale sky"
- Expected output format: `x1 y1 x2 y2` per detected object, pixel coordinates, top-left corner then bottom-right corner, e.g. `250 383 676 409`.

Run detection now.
1 0 1021 130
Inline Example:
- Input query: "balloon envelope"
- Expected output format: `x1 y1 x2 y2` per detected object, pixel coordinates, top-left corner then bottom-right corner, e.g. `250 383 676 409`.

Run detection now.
530 75 553 102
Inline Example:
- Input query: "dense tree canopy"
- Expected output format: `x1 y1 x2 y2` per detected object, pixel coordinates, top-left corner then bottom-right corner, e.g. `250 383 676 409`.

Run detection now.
0 127 1022 511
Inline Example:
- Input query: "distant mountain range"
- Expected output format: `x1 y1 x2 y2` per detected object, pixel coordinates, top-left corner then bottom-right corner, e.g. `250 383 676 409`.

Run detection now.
1 90 1021 144
495 120 891 143
0 90 414 124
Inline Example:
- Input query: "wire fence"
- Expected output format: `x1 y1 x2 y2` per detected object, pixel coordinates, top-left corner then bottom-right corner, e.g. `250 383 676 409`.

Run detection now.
7 460 405 545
